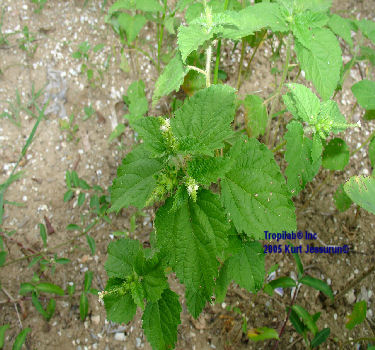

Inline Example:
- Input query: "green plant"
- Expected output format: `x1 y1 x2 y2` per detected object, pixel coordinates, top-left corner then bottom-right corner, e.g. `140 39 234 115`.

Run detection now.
18 25 38 57
0 325 31 350
98 1 375 349
59 114 79 142
30 0 47 13
72 41 108 87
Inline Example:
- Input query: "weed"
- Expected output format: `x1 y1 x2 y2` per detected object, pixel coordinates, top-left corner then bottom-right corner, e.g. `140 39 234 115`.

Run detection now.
59 114 80 142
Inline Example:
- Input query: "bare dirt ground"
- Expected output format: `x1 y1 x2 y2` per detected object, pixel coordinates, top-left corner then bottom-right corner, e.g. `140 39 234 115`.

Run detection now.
0 0 375 349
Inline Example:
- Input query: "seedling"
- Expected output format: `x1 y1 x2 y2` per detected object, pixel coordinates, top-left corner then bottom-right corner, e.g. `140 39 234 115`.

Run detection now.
59 114 79 143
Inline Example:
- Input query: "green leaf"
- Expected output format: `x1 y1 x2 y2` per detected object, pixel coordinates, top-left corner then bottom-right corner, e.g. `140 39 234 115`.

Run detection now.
36 282 64 296
0 324 10 348
86 234 96 255
221 137 296 238
292 305 318 336
334 184 352 212
217 241 264 300
359 46 375 66
357 19 375 45
311 328 330 348
109 0 162 13
142 289 181 350
105 238 143 279
187 156 232 185
130 281 145 309
171 85 236 155
177 23 212 62
222 3 288 40
299 275 334 301
118 13 146 44
110 145 164 212
242 95 268 138
155 190 229 318
295 28 342 100
369 137 375 167
0 251 6 267
131 117 167 156
284 121 321 196
63 190 74 202
66 224 81 231
80 292 89 321
248 327 279 342
311 133 323 163
84 271 93 293
127 80 148 117
45 298 56 321
185 3 204 23
31 292 48 319
364 110 375 121
19 283 35 295
289 307 306 335
351 80 375 110
103 278 137 323
77 192 85 206
283 83 321 124
268 276 296 289
109 124 125 142
322 138 349 170
152 52 189 105
39 223 47 247
12 328 31 350
346 300 367 330
328 14 354 48
344 175 375 214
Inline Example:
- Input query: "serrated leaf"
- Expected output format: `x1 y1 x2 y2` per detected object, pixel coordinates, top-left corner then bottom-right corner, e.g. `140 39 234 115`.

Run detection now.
127 80 148 117
178 23 212 63
221 137 296 238
311 328 330 348
242 95 268 138
105 238 143 278
344 175 375 214
311 133 323 162
110 145 164 212
284 121 321 196
109 0 162 13
283 83 321 124
322 138 349 171
292 305 318 336
142 289 181 350
328 14 354 48
103 278 137 323
185 2 204 24
248 327 279 342
0 324 10 348
187 156 232 185
346 300 367 330
295 28 342 100
130 281 145 309
131 117 167 156
299 275 334 301
155 190 229 317
216 241 264 300
117 13 146 44
357 19 375 45
152 52 189 105
12 328 31 350
351 80 375 110
222 3 288 40
334 184 352 212
171 85 236 155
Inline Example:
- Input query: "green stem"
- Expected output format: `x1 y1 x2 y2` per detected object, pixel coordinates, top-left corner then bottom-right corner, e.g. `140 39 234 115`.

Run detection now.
243 32 266 81
213 39 222 85
236 38 246 90
350 129 375 156
157 0 168 73
213 0 229 85
206 45 212 87
265 35 292 145
272 139 286 153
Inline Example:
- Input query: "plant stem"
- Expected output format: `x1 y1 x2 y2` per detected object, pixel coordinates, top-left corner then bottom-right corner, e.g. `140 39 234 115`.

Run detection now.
206 45 212 87
236 38 246 90
350 129 375 156
213 39 222 85
213 0 229 84
157 0 168 73
243 32 266 81
272 139 286 153
265 35 292 145
187 65 207 77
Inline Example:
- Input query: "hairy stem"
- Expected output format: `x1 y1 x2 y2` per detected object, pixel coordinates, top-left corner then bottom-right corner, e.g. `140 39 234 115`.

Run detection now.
213 39 222 85
206 45 212 87
236 38 246 90
157 0 168 73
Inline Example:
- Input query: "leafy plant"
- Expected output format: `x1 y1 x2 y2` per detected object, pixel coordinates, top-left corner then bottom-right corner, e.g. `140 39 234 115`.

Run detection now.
59 113 79 142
